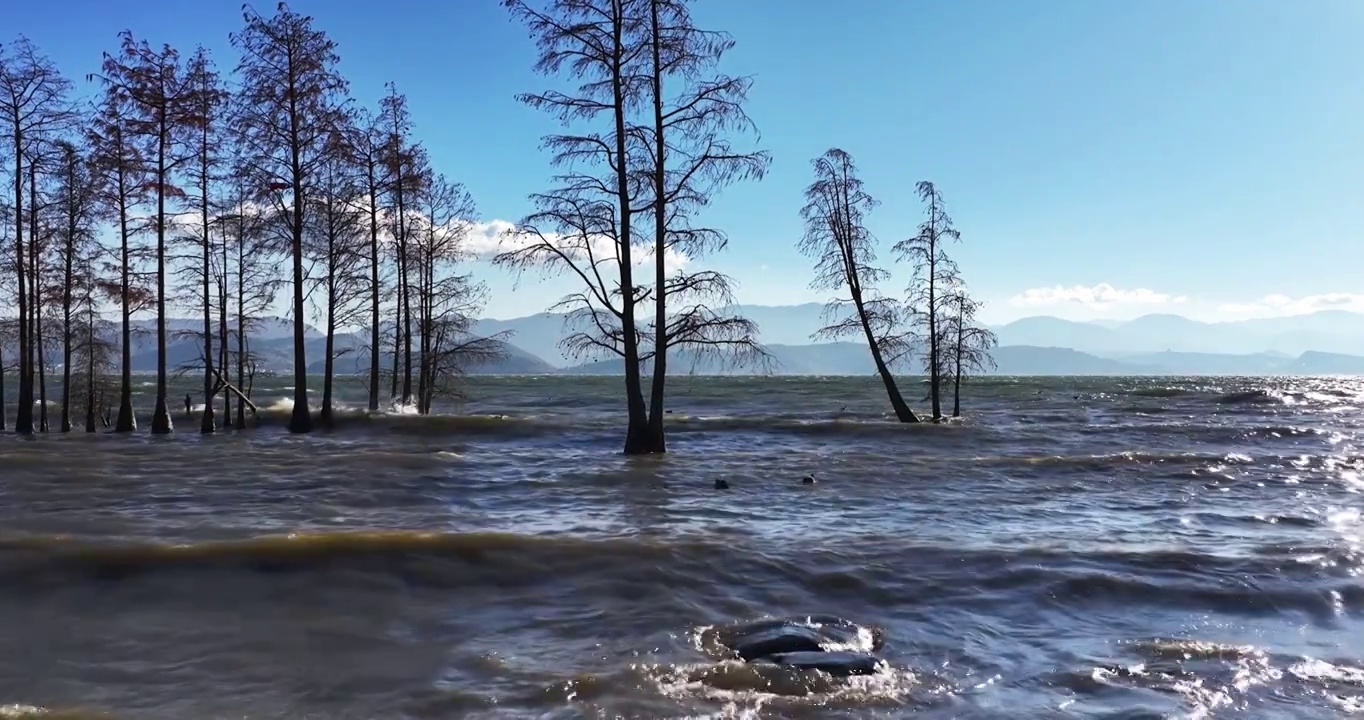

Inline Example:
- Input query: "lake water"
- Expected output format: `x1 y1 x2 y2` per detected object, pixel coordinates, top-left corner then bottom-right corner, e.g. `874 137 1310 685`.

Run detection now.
0 374 1361 719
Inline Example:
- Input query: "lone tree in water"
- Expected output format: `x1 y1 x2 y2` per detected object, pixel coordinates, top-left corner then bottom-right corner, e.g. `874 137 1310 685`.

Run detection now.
637 0 770 452
0 37 74 435
95 32 198 434
940 285 996 417
798 148 919 423
499 0 653 453
896 180 960 421
232 2 350 434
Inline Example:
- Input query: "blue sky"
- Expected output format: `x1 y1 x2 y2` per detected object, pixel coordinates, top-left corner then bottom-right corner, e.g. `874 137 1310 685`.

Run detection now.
9 0 1364 324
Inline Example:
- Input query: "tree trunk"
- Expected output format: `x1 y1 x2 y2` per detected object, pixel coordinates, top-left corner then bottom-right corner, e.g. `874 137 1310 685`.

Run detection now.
61 177 74 434
84 307 97 432
0 345 6 431
114 155 135 432
607 0 649 455
321 214 336 428
285 63 312 435
13 143 33 435
953 297 964 418
235 230 247 430
200 139 215 434
643 0 668 454
151 112 172 435
396 176 412 407
927 196 941 421
367 166 381 412
840 178 917 423
30 166 48 433
219 259 230 426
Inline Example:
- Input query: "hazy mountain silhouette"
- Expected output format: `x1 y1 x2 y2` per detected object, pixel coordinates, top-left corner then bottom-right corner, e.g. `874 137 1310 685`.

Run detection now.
29 305 1364 376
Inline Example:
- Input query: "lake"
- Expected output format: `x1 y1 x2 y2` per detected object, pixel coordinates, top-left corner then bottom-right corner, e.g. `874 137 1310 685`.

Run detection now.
0 374 1360 718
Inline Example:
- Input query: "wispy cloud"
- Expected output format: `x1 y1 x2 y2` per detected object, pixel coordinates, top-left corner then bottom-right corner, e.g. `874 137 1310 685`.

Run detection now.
1009 283 1188 309
465 218 690 273
1219 292 1364 318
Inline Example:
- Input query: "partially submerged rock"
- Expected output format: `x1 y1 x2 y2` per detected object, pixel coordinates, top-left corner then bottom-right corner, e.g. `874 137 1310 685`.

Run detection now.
728 623 827 660
754 650 884 676
716 615 887 676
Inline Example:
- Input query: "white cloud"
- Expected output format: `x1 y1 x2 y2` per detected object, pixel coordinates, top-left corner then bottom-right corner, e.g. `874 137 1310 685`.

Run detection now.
1218 292 1364 318
465 218 690 274
1008 283 1188 309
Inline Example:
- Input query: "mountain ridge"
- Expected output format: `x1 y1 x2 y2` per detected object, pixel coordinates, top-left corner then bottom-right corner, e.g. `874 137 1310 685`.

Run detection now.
15 307 1364 376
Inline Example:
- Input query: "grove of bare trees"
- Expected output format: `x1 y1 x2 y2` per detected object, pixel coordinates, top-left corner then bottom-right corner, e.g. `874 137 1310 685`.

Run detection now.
798 149 995 423
0 3 495 436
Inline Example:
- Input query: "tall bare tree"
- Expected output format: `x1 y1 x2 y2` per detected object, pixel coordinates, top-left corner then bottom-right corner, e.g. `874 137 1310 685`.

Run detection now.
412 172 501 413
940 286 996 418
798 148 919 423
305 127 367 426
29 156 52 432
95 32 197 434
88 81 150 432
221 162 277 429
636 0 769 452
347 107 385 412
0 36 74 435
183 47 226 433
896 180 960 421
52 139 98 433
231 1 350 434
378 84 424 407
500 0 654 453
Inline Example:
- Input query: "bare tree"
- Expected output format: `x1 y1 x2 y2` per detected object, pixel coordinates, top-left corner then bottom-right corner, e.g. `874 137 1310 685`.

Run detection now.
0 36 74 435
895 180 960 421
88 79 151 432
378 84 425 408
231 1 350 434
634 0 770 452
52 139 98 432
221 162 277 429
940 286 996 418
500 0 654 453
95 32 198 434
797 148 919 423
412 172 501 413
347 107 385 412
304 127 367 426
29 155 52 432
183 47 226 433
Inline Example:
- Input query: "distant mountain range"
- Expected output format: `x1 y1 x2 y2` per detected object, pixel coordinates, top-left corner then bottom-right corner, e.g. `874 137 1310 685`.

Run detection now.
16 305 1364 376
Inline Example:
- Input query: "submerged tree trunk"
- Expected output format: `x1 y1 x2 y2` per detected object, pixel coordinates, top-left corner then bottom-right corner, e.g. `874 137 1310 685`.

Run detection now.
0 345 6 431
151 112 172 435
643 0 669 454
367 169 380 412
13 147 33 435
61 180 74 434
607 4 649 455
200 157 215 434
30 166 48 433
114 158 135 432
84 306 97 432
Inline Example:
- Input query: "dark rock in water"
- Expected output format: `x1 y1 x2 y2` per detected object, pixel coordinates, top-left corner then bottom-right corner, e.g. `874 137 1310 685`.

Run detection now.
714 478 730 490
755 650 884 676
719 615 879 661
729 623 827 660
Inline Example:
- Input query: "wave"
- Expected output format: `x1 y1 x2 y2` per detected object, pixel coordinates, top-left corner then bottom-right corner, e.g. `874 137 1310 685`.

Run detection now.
3 532 1356 618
